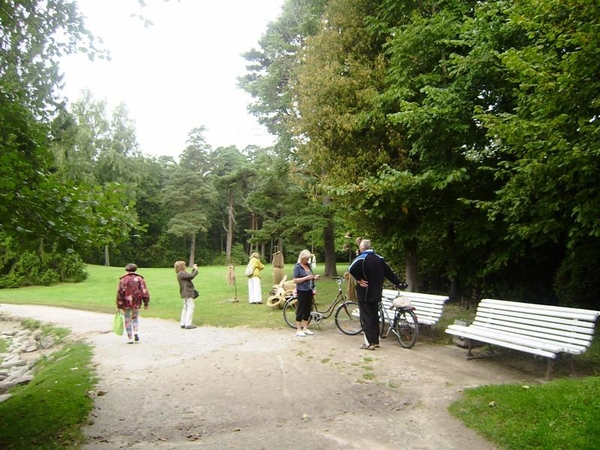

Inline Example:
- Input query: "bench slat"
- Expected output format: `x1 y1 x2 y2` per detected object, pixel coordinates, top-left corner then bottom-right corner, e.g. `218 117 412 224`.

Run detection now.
481 299 600 321
380 300 436 325
473 311 596 335
446 324 565 353
381 291 449 327
468 321 593 350
393 300 445 310
382 290 448 304
446 324 587 355
445 299 600 379
446 325 559 359
473 311 596 340
445 299 599 359
474 309 597 334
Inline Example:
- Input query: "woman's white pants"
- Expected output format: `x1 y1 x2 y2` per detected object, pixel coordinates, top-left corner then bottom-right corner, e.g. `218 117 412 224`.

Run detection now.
180 297 195 326
248 277 262 303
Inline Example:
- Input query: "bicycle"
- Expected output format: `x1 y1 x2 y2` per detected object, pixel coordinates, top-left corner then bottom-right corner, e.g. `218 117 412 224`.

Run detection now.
339 286 419 348
379 286 419 348
282 276 362 335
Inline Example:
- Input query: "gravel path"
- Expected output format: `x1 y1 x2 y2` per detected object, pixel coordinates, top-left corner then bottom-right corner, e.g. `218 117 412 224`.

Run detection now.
0 304 535 449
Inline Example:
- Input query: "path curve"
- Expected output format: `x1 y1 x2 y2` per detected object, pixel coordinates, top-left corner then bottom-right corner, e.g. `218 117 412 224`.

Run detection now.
0 304 533 449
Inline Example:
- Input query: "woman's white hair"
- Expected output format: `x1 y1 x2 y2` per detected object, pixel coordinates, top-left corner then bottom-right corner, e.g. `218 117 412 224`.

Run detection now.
297 249 312 263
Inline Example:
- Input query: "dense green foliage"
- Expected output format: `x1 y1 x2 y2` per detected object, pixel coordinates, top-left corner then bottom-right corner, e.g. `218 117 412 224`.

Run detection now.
2 0 600 310
243 0 600 308
0 1 140 272
0 243 87 288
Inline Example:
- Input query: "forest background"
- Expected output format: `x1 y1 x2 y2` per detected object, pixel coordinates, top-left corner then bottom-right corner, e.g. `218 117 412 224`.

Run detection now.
1 0 599 310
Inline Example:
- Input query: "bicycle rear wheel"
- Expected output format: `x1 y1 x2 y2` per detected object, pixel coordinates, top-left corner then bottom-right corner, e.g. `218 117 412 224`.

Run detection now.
334 301 362 335
283 297 299 328
394 309 418 348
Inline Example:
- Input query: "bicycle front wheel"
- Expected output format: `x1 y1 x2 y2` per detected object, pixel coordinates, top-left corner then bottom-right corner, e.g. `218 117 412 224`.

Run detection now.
395 309 419 348
335 301 362 335
283 297 298 328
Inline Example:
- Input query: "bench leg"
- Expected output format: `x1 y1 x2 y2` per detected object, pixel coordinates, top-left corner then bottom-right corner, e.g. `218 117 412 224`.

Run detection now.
465 340 493 359
545 359 555 381
569 360 577 377
565 355 577 378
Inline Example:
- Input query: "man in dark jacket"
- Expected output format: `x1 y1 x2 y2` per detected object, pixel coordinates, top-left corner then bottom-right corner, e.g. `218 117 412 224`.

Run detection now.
348 239 402 350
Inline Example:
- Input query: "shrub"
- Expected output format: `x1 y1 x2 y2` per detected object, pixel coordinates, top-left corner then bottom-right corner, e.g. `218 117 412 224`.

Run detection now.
555 240 600 309
39 269 60 286
0 249 87 289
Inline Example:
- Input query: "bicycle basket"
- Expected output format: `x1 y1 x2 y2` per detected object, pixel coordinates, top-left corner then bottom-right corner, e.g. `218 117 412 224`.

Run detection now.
392 296 411 308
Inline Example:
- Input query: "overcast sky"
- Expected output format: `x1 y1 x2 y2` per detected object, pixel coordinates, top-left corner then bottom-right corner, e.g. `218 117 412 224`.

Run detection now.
60 0 284 158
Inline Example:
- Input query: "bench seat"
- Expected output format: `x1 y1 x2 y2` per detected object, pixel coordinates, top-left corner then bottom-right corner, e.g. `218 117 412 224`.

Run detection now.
382 290 449 327
445 298 600 379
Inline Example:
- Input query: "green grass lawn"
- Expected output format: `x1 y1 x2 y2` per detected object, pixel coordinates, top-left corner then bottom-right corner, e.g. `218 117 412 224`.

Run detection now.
449 376 600 450
0 264 344 328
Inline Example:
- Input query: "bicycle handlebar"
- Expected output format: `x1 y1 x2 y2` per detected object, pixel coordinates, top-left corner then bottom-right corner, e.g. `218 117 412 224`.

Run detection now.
383 282 408 290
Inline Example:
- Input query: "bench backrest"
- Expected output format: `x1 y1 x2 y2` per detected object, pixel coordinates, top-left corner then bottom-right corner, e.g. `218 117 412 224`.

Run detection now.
473 299 600 352
381 289 449 326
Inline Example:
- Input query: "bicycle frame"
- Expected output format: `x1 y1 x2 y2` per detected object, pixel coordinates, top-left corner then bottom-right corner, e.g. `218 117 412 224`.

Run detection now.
310 280 346 323
283 277 348 327
378 292 419 348
379 303 402 338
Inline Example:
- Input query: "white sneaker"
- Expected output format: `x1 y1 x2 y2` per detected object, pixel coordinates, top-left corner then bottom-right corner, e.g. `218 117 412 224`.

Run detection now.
296 331 307 337
303 329 314 335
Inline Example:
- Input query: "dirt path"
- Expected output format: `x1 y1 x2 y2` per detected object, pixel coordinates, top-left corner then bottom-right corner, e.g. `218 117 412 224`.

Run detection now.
0 304 536 449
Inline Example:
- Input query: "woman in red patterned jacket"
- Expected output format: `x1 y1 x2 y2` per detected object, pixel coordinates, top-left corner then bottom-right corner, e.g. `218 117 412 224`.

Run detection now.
116 263 150 344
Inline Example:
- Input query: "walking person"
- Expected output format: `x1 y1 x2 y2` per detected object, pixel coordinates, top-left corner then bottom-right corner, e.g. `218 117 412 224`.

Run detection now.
247 252 265 304
116 263 150 344
293 249 320 337
348 239 403 350
174 260 198 329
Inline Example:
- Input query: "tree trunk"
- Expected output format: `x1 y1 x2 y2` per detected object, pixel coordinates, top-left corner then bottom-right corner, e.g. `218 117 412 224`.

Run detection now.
226 190 234 264
323 218 338 277
405 238 418 291
189 234 196 266
248 211 257 255
447 223 458 302
104 245 110 266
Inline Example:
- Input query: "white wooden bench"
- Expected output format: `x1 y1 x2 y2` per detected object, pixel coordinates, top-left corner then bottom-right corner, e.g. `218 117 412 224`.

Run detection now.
445 298 600 379
382 289 449 327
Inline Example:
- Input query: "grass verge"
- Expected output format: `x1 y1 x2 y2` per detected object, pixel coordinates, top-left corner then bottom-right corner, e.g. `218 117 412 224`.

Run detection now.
448 376 600 449
0 329 96 449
